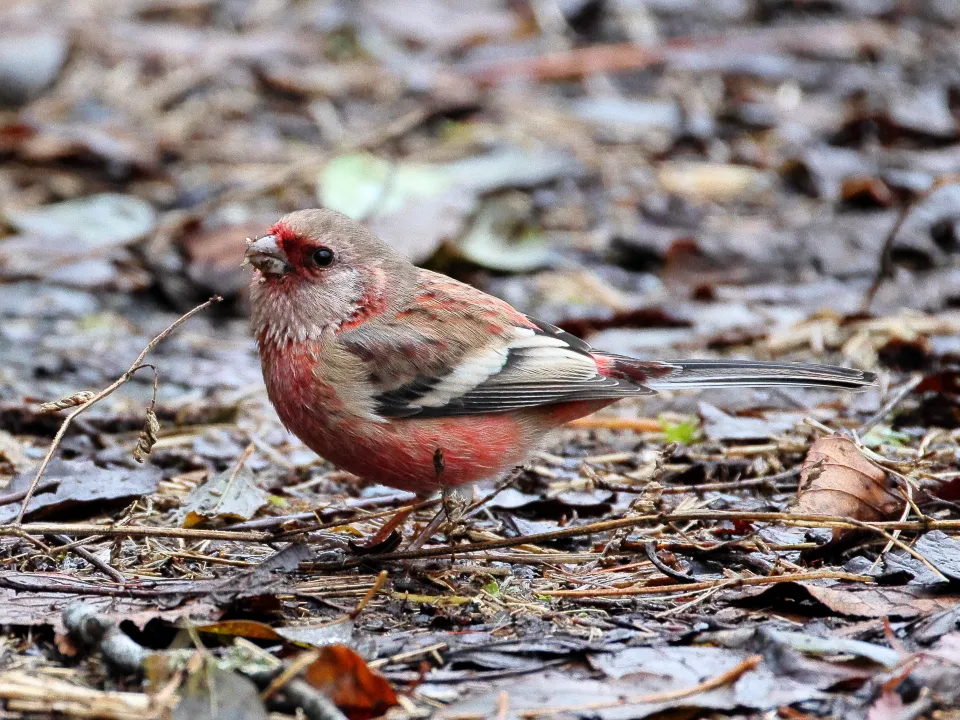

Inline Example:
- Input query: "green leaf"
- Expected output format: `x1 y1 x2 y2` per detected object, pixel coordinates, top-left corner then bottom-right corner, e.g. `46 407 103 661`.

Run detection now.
661 417 700 445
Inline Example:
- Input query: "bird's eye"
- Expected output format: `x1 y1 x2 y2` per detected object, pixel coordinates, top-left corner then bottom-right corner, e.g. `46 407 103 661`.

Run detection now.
311 247 334 267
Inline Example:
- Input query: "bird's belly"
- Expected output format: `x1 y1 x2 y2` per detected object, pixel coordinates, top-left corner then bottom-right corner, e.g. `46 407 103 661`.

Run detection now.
296 412 532 494
261 344 533 493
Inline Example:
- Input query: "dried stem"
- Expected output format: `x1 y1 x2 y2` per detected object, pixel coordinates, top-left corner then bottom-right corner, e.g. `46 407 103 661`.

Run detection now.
861 176 960 311
517 655 762 716
13 297 221 524
544 570 872 598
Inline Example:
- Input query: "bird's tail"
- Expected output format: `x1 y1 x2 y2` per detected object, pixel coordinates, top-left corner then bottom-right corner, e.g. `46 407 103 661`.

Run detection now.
641 359 876 391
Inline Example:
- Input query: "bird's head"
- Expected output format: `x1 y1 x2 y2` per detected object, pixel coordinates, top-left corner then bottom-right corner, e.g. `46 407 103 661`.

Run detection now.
244 209 412 345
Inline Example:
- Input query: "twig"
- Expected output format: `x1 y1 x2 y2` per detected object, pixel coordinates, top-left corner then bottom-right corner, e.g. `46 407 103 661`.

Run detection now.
271 498 441 540
0 522 268 542
543 570 872 598
259 649 320 702
349 570 388 619
602 468 802 495
307 509 960 569
568 417 663 433
644 541 698 584
517 655 762 716
230 491 419 531
464 468 525 517
468 20 887 84
14 297 222 524
0 480 59 507
856 375 923 436
46 534 126 583
861 176 960 311
63 603 148 674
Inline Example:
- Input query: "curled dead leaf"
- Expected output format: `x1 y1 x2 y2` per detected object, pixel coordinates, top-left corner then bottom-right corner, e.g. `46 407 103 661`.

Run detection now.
793 435 902 522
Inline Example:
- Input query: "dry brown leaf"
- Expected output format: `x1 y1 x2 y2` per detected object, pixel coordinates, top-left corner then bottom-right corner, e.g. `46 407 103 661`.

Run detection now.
793 435 902 521
303 645 398 720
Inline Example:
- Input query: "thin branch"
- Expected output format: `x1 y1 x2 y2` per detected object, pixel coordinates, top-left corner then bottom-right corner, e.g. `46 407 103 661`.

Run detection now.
0 522 269 542
543 570 872 598
856 375 923 436
14 297 222 524
861 176 960 311
46 534 127 584
644 541 698 584
306 509 960 569
516 655 762 716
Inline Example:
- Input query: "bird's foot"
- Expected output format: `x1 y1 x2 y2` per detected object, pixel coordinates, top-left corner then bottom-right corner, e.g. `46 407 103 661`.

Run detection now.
406 485 474 552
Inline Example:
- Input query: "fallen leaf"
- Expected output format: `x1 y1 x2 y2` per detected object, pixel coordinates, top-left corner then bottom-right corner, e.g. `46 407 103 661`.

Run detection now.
303 645 398 720
319 148 580 263
363 0 516 53
208 543 313 604
180 465 268 528
658 162 776 203
0 586 220 632
4 194 157 249
196 619 354 648
906 632 960 703
175 660 268 720
0 460 162 523
453 194 552 272
793 435 902 522
734 581 958 619
881 530 960 585
442 658 819 720
0 27 68 107
699 403 805 442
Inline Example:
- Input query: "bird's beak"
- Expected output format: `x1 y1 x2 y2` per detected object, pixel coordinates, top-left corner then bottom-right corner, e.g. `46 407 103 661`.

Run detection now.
242 234 291 276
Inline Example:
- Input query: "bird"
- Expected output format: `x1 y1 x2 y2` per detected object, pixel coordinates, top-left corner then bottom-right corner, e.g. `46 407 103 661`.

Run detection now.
244 208 876 544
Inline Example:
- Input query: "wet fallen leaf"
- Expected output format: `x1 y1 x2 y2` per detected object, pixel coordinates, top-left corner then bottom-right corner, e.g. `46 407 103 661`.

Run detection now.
0 586 220 632
699 403 805 442
443 657 819 720
196 619 354 648
906 632 960 703
4 194 156 249
208 543 313 604
0 460 162 523
793 435 902 522
735 582 958 619
303 645 398 720
881 530 960 585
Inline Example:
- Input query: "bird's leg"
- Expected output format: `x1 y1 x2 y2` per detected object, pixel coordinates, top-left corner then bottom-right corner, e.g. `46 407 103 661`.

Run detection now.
442 484 473 527
406 485 474 551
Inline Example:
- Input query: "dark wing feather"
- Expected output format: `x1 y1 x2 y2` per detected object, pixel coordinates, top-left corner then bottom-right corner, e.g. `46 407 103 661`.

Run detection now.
372 320 653 418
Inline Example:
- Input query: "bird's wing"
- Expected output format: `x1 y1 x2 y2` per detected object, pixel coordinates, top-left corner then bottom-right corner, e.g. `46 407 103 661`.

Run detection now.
337 277 665 418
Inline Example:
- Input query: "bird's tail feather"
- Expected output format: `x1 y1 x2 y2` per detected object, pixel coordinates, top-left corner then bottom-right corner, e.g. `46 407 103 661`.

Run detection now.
643 359 876 391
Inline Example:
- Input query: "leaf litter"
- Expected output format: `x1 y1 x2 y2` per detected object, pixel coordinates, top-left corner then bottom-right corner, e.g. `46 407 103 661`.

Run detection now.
3 1 960 718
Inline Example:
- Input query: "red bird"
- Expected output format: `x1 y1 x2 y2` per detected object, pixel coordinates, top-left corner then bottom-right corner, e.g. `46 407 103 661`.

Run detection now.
246 210 875 533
